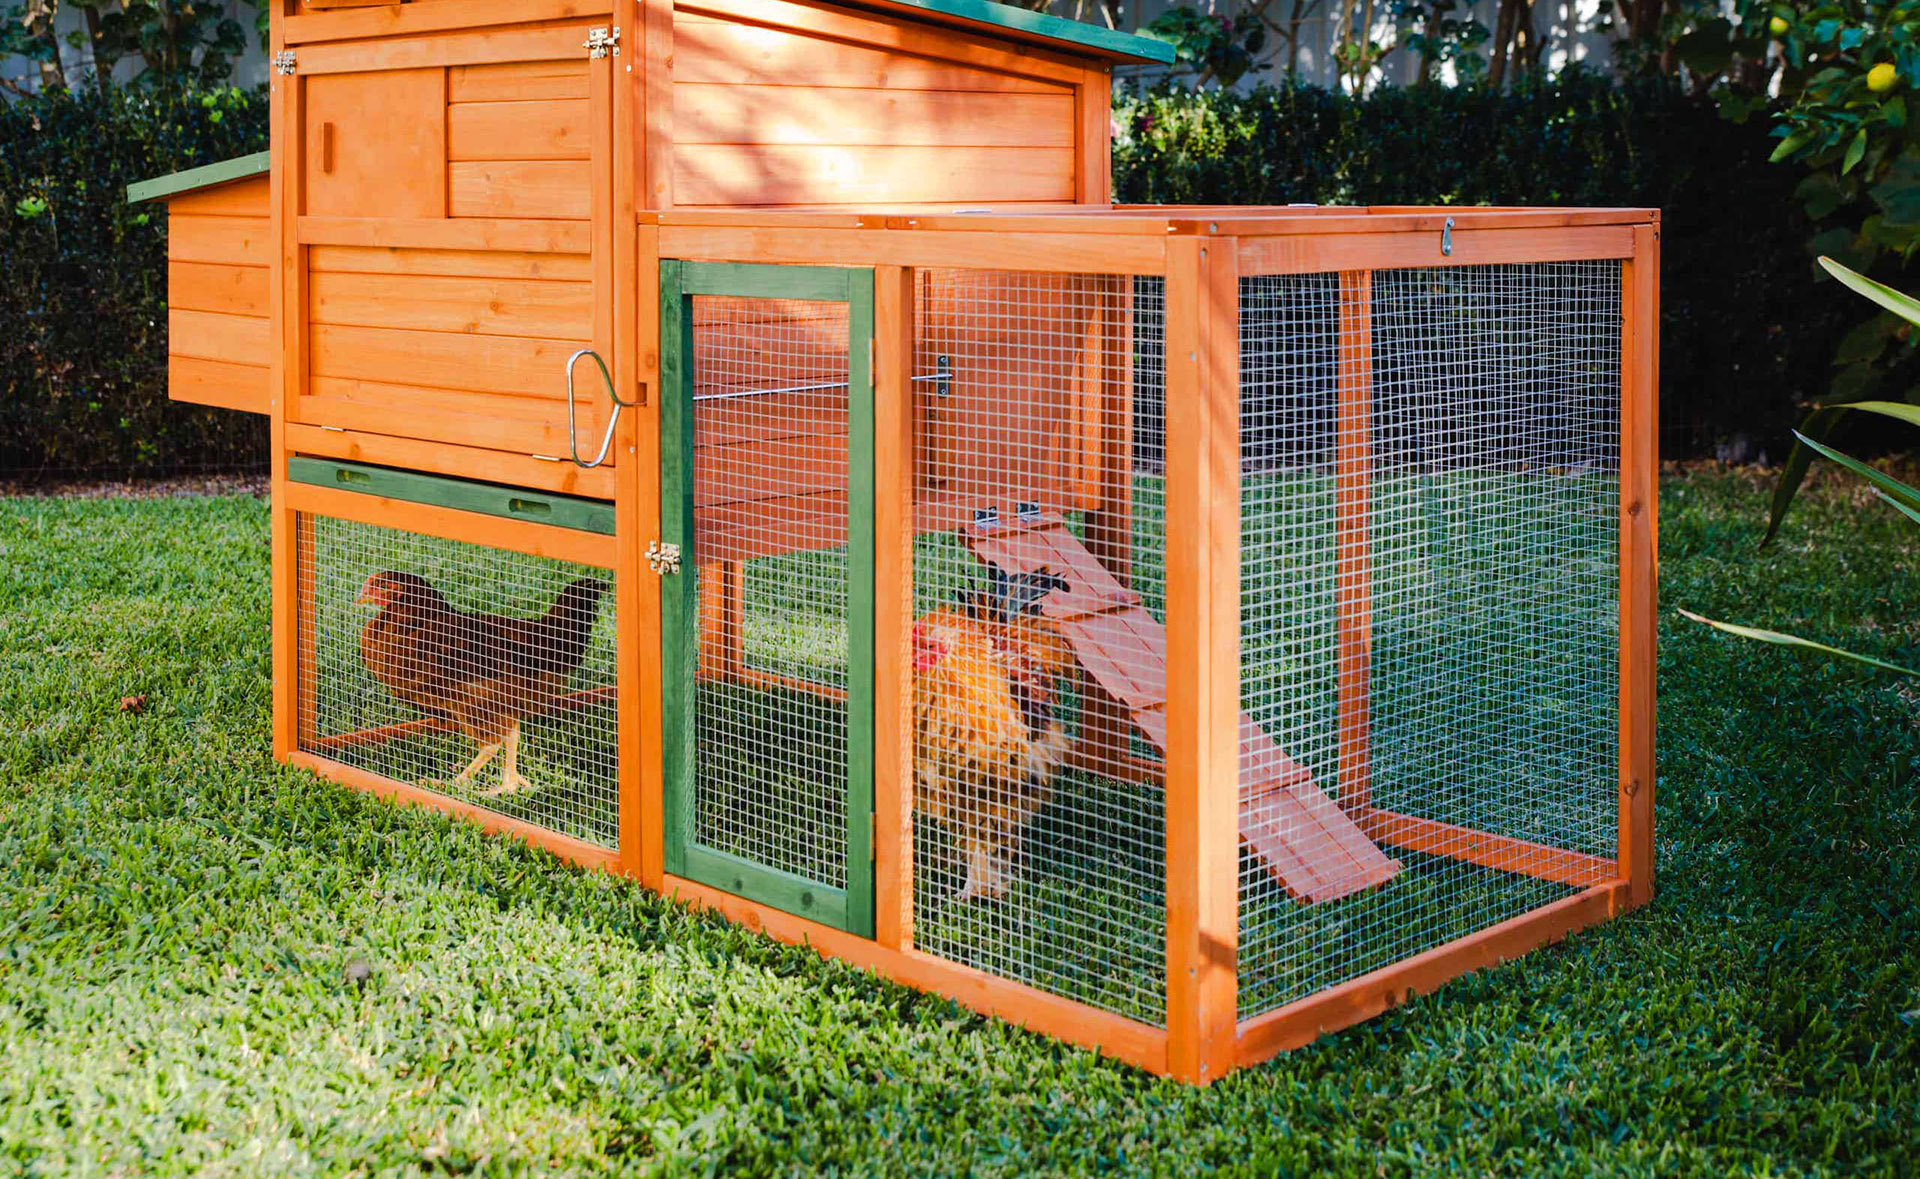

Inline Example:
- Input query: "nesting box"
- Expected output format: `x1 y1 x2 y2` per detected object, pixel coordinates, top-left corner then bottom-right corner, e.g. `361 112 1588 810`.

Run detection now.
130 0 1657 1083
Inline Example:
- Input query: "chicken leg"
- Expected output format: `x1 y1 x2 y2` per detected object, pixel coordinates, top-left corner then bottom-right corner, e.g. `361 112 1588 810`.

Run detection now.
445 741 502 790
482 719 534 797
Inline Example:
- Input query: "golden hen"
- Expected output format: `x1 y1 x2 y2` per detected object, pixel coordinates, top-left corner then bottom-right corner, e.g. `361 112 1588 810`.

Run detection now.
913 562 1074 901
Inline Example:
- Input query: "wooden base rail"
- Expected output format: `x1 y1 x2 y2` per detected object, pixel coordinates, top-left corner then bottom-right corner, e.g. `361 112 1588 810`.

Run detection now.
1235 879 1628 1068
302 686 618 755
290 750 621 873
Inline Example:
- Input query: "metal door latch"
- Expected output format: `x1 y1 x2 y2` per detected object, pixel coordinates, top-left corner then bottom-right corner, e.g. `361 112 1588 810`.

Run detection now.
1441 215 1454 257
272 50 296 75
584 26 620 58
647 541 682 575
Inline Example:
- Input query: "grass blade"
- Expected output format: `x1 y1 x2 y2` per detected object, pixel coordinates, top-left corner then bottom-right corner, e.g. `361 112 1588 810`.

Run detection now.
1678 609 1919 676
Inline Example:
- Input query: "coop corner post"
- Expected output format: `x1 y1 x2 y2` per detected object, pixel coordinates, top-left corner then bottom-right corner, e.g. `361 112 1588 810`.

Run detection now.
1164 233 1241 1085
268 1 303 764
873 263 916 952
1619 219 1660 910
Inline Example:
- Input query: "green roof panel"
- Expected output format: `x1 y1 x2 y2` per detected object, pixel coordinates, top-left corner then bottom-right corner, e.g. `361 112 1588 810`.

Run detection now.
850 0 1176 63
126 150 271 205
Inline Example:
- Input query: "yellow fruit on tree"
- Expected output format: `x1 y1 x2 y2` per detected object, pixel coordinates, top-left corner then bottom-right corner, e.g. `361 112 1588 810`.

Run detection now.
1769 15 1788 35
1869 62 1899 92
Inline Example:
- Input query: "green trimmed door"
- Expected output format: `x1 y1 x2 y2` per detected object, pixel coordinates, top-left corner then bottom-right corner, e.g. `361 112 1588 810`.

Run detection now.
660 260 875 937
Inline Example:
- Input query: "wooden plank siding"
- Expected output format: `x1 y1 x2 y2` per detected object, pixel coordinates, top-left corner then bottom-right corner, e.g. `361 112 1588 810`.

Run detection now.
165 176 273 414
671 3 1084 207
448 58 593 220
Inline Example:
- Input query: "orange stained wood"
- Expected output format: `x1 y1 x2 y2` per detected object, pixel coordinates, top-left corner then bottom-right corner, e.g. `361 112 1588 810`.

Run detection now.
308 270 593 338
167 211 272 265
916 269 1111 517
1620 223 1660 908
1238 224 1635 276
1162 234 1239 1085
292 751 621 873
609 0 642 879
1353 806 1617 889
284 423 617 499
1236 881 1628 1067
963 512 1397 906
269 22 301 764
874 263 917 951
170 357 268 414
632 220 668 888
663 872 1168 1074
170 259 271 316
286 0 613 46
163 176 274 414
667 0 1096 208
695 561 746 682
303 67 448 219
1334 269 1372 814
654 224 1168 275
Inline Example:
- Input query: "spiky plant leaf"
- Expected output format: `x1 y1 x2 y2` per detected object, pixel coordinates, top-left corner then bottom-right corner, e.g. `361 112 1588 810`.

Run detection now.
1677 609 1919 676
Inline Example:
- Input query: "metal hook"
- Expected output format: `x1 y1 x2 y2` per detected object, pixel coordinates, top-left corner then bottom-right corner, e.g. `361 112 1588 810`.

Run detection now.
1441 216 1454 257
565 348 640 469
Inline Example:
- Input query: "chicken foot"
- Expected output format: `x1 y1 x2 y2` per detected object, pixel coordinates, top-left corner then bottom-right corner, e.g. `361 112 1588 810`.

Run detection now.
439 741 501 791
481 720 535 797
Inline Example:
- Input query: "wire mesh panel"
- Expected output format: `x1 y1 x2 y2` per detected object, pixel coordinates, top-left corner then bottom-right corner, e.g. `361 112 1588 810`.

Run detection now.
295 514 618 847
909 270 1168 1025
1237 261 1622 1018
667 276 872 929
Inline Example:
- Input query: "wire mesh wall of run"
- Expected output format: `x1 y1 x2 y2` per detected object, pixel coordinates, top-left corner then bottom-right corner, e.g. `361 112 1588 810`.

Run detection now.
685 294 853 893
908 269 1168 1025
295 514 619 847
1236 261 1623 1019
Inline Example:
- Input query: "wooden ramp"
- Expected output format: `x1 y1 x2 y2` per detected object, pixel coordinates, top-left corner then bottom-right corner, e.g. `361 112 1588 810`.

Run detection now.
962 513 1400 905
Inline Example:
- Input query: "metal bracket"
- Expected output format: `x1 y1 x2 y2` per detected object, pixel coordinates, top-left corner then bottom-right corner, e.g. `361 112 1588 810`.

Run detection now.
1441 215 1454 257
647 541 683 576
933 354 952 397
585 26 620 58
272 50 296 75
564 347 642 469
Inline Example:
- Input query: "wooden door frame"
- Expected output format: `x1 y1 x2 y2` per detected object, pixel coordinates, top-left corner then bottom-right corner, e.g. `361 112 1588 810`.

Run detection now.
658 258 877 938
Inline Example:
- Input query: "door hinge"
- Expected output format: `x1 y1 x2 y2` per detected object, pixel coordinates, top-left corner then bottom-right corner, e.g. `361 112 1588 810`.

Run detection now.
272 49 296 75
584 26 620 59
646 540 682 575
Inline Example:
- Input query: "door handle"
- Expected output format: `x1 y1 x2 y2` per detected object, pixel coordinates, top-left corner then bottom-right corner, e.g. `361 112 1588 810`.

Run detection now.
564 348 641 469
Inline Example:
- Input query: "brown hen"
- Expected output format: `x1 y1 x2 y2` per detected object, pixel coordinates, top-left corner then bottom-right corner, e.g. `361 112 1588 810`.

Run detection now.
356 571 609 797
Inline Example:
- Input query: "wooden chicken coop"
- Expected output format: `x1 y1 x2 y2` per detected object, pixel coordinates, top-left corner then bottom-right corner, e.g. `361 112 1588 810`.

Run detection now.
128 0 1658 1084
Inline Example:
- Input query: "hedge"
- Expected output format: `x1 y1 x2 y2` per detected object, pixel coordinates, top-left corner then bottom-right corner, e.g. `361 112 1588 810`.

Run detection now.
0 74 1861 476
0 86 268 480
1115 69 1866 461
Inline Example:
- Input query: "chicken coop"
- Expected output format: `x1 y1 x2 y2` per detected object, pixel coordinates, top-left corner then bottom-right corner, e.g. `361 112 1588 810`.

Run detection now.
128 0 1657 1084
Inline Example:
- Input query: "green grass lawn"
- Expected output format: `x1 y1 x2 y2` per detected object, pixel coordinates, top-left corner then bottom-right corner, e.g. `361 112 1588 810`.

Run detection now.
2 465 1917 1175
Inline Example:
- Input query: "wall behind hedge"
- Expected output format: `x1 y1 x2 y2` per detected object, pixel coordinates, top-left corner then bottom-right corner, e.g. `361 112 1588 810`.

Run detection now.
0 86 267 480
0 74 1847 476
1115 70 1855 461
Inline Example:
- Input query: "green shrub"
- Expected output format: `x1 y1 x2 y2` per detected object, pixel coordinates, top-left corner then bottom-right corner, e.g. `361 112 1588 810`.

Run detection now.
1115 70 1884 460
0 85 267 480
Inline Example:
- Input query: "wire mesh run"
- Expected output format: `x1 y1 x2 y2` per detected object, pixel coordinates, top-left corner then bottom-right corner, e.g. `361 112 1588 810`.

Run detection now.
910 270 1168 1025
685 295 853 891
296 514 618 847
1237 262 1623 1018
